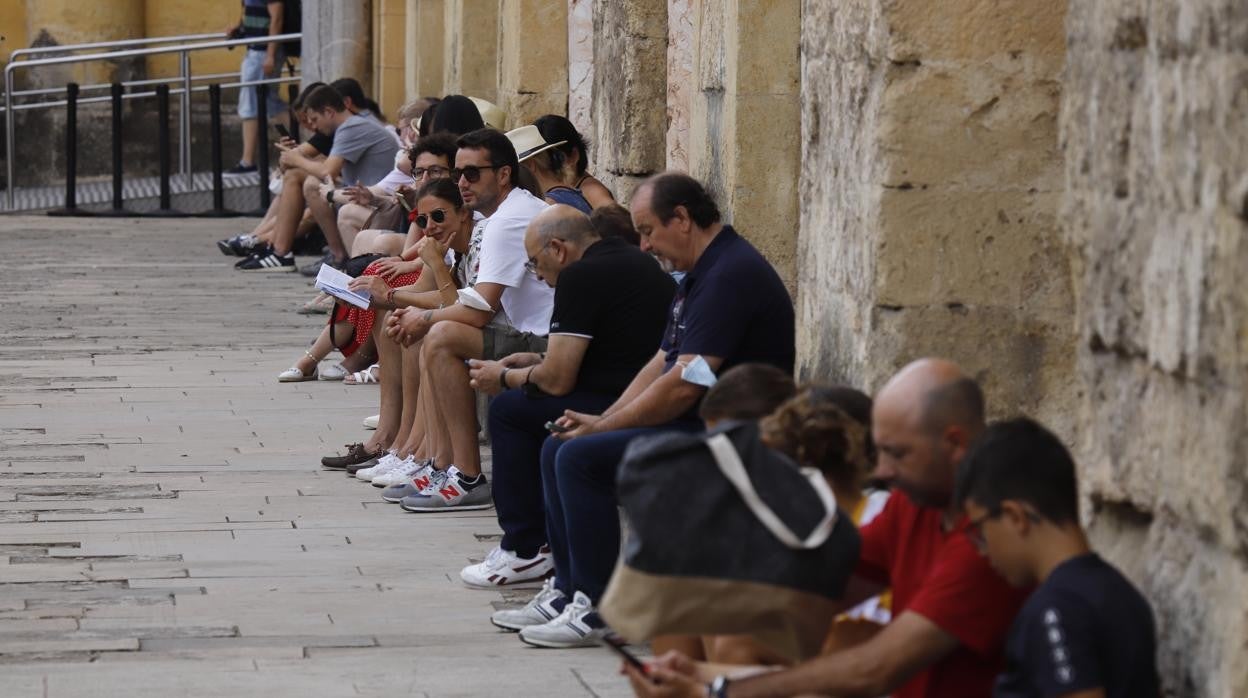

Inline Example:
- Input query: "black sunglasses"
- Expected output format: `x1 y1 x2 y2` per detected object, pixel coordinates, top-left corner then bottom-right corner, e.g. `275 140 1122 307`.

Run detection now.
450 165 501 183
415 208 448 229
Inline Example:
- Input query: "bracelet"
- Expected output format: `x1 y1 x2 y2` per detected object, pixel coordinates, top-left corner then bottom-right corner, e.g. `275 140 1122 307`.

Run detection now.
386 288 396 305
709 675 730 698
500 367 511 390
325 188 334 205
423 309 434 323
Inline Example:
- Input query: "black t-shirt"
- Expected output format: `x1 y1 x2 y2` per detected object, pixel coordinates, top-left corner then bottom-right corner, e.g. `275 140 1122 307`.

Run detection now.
307 131 334 157
660 225 795 374
549 237 676 396
995 553 1160 698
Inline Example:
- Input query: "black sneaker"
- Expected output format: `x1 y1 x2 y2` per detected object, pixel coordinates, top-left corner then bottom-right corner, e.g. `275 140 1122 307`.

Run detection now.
225 162 257 175
217 234 258 257
236 248 296 272
299 251 343 277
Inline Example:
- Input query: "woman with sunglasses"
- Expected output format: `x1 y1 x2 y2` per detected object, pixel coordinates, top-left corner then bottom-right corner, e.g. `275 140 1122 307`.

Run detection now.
321 178 478 477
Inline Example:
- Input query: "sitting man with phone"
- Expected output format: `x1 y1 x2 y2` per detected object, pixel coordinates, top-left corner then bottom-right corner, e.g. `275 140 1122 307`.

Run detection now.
500 172 796 649
458 204 675 590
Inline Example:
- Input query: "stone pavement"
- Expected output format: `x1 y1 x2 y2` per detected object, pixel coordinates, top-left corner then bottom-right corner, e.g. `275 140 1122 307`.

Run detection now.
0 217 631 697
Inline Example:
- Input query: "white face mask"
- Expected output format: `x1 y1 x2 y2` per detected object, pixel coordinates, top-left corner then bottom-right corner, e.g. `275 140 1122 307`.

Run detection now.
680 355 718 387
393 150 406 169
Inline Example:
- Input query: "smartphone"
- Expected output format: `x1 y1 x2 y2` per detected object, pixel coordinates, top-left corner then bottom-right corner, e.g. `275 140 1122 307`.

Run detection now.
600 636 649 676
274 123 291 140
544 421 571 434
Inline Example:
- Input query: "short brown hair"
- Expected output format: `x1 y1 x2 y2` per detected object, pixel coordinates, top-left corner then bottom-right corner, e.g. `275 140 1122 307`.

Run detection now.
590 204 640 246
760 385 874 491
699 363 796 424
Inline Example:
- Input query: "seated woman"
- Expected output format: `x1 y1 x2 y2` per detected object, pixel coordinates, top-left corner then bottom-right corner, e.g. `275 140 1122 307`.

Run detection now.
276 133 458 383
509 124 593 214
701 385 891 667
321 178 475 474
533 114 616 209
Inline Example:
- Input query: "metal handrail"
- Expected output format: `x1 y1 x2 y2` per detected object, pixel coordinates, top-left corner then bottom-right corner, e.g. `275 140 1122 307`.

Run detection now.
6 75 299 112
4 32 302 208
7 33 225 63
6 72 259 102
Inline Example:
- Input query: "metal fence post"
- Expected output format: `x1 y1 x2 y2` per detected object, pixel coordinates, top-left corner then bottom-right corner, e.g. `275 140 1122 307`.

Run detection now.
197 83 236 217
148 83 185 217
99 82 133 216
255 82 271 211
47 83 86 217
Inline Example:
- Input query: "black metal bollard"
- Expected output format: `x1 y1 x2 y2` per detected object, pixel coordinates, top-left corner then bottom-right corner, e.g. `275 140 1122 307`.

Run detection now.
255 82 271 211
47 83 89 217
197 83 236 217
98 82 133 217
146 83 185 218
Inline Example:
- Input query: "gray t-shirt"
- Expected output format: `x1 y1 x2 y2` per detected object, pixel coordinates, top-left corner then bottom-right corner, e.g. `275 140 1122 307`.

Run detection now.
330 114 399 186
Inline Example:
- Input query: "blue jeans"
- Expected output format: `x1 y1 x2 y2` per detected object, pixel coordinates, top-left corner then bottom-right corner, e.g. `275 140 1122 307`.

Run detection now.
237 48 286 120
488 388 615 559
540 421 701 603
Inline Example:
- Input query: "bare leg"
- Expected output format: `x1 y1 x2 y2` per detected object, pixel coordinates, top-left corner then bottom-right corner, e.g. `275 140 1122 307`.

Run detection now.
240 117 258 166
291 321 352 377
418 358 454 467
271 169 308 256
420 321 484 476
393 330 425 455
336 203 373 253
364 311 402 453
303 175 346 260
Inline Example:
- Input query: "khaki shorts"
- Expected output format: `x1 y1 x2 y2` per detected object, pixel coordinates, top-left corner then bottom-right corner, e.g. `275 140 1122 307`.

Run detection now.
482 325 548 361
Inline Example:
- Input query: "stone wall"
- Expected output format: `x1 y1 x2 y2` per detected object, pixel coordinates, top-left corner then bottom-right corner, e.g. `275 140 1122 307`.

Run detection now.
796 0 1077 437
1061 2 1248 695
496 0 568 129
301 0 372 89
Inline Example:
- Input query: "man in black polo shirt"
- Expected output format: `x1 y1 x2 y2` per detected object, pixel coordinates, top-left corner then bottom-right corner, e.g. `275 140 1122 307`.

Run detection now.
503 172 795 649
456 204 675 591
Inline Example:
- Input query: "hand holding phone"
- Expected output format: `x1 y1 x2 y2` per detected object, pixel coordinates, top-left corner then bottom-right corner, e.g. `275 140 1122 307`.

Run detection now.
274 123 291 140
545 421 571 434
601 636 652 681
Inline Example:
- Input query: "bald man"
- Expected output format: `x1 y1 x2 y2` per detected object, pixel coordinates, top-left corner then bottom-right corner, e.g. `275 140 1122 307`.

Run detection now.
458 205 675 591
629 359 1030 698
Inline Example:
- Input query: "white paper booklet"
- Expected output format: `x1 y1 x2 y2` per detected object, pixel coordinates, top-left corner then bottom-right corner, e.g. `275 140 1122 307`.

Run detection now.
314 265 371 310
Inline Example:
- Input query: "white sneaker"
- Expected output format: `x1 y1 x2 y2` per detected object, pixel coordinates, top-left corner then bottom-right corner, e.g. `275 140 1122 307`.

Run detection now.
362 414 379 430
491 578 567 632
371 455 424 487
461 545 553 589
353 451 399 481
518 591 608 648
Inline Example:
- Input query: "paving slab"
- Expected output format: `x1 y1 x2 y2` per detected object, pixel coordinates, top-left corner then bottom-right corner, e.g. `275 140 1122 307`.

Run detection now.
0 217 632 697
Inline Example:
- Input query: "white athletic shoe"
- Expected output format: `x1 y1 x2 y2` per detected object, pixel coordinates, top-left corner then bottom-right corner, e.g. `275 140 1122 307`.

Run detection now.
353 451 400 481
460 545 554 589
370 456 424 487
518 591 609 648
490 578 567 632
362 414 379 430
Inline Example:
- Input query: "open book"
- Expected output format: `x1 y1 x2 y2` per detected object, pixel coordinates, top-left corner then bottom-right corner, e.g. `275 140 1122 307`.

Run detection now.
314 265 371 310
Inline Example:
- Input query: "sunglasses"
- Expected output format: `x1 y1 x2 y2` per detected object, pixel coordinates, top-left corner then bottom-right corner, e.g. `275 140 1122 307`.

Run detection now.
415 208 448 229
412 165 449 180
450 165 501 184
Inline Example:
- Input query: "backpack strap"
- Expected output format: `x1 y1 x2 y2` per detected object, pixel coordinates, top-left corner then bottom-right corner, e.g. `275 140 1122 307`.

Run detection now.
705 433 839 550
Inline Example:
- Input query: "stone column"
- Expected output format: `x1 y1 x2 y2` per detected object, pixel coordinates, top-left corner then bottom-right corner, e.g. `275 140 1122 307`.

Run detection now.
672 0 801 286
1062 1 1248 695
497 0 567 130
373 0 407 119
566 0 593 137
796 0 1076 436
590 0 666 202
410 0 444 99
442 0 498 103
300 0 372 88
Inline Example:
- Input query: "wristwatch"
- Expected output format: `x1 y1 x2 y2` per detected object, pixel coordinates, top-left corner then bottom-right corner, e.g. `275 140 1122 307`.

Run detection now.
325 188 334 205
709 675 730 698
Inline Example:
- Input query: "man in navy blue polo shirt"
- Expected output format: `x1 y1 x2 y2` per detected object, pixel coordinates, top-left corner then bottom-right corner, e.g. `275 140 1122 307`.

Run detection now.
502 172 795 649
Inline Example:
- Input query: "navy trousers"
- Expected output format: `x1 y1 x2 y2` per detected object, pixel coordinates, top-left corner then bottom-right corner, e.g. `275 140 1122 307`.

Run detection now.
487 388 615 558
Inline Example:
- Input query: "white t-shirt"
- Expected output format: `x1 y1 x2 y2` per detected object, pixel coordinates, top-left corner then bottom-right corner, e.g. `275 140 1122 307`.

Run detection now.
473 187 552 336
375 167 411 195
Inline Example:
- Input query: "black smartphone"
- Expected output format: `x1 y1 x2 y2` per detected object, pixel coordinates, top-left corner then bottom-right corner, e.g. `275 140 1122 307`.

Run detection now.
600 636 649 676
274 123 291 140
544 421 571 434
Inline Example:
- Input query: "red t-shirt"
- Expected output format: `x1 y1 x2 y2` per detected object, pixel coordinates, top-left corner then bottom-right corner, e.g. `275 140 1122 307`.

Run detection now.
855 492 1029 698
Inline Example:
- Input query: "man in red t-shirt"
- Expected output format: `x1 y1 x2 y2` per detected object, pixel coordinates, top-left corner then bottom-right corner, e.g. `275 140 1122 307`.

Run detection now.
625 358 1029 698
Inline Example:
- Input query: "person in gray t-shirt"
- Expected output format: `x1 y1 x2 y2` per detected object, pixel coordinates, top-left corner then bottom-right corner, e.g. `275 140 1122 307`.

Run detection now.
292 84 399 267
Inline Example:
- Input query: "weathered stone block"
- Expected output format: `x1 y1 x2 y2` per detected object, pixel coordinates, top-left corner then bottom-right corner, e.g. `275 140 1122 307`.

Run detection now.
498 0 568 127
591 0 667 177
882 0 1067 62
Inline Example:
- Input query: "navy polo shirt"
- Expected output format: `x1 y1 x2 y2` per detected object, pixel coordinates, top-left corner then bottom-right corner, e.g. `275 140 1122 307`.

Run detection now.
659 225 795 375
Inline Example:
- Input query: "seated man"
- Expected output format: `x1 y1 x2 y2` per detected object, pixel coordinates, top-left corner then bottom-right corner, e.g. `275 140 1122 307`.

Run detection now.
626 359 1030 698
510 172 797 649
457 205 676 588
383 128 552 510
956 418 1160 698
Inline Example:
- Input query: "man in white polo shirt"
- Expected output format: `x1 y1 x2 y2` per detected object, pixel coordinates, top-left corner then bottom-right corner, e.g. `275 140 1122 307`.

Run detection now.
385 128 551 511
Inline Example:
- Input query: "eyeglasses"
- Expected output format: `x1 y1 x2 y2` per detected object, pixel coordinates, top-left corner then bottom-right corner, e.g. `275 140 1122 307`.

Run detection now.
412 165 449 180
450 165 500 183
415 208 448 229
964 507 1003 551
524 238 561 274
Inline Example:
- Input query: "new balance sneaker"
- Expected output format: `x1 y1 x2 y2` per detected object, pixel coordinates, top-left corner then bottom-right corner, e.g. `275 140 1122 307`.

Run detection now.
518 591 608 648
460 545 554 589
380 460 436 502
352 451 401 481
320 443 382 470
236 247 296 272
371 455 427 487
399 466 493 512
490 578 567 632
217 233 259 256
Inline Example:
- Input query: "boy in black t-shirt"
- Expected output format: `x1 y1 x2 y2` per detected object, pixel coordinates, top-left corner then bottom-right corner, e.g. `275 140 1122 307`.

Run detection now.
954 418 1160 698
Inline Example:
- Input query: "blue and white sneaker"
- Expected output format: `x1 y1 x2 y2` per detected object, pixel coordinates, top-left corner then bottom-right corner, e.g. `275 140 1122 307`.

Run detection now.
380 460 436 502
398 466 493 512
490 577 566 631
517 591 608 648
